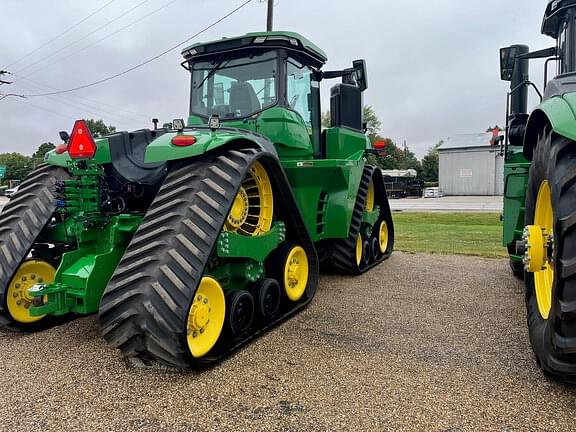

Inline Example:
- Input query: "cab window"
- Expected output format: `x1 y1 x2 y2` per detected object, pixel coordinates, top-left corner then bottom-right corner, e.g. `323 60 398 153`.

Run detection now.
286 58 313 126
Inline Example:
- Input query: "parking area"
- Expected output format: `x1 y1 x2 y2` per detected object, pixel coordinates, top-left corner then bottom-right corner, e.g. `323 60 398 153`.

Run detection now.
389 195 503 212
0 252 574 431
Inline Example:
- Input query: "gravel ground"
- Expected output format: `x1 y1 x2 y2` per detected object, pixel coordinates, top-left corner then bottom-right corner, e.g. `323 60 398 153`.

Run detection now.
1 252 575 432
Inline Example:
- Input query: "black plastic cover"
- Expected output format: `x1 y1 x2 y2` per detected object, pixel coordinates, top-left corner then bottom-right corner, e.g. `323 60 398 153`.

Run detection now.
330 84 362 131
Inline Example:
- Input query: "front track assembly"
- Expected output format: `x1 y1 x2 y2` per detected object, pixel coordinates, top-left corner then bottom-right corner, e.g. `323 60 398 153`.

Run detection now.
99 147 319 368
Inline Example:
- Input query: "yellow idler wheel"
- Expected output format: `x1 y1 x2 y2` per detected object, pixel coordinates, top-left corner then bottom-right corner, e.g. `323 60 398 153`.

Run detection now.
6 260 55 324
283 246 309 302
186 277 226 358
356 234 363 267
378 220 389 254
524 180 554 320
224 161 273 236
366 180 375 212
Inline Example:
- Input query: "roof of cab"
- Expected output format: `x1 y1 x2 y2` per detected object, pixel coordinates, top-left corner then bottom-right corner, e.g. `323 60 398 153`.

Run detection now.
181 31 327 68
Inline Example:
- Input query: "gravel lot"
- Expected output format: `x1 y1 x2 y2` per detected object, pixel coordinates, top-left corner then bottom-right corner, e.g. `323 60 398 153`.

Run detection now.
1 252 575 432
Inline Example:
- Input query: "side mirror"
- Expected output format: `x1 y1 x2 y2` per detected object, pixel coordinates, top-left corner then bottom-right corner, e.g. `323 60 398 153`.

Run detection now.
352 59 368 91
500 46 518 81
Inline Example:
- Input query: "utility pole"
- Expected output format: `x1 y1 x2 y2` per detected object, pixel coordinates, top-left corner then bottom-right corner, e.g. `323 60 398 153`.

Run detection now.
266 0 274 31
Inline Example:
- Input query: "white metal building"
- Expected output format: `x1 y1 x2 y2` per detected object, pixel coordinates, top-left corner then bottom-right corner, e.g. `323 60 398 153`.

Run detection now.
438 132 504 196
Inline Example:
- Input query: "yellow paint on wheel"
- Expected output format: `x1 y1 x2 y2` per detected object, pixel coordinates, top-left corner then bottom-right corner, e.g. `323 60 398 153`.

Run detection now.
356 234 363 267
378 221 389 253
528 180 554 320
366 180 375 212
6 260 55 324
224 161 273 236
186 277 225 358
283 246 309 302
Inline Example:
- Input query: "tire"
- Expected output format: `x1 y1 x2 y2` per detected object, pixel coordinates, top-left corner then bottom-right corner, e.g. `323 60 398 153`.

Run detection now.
226 290 255 336
252 278 281 320
0 164 70 330
524 129 576 381
509 258 524 280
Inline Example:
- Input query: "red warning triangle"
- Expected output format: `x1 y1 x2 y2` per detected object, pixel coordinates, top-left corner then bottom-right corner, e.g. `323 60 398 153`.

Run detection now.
67 119 96 159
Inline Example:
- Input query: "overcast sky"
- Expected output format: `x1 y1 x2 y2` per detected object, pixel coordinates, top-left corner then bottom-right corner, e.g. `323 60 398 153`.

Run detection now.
0 0 555 158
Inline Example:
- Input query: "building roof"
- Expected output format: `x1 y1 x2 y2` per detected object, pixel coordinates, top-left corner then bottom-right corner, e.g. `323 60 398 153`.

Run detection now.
439 132 503 151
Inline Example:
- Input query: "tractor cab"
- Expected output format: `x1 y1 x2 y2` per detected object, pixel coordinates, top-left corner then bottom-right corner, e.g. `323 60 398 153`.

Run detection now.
498 0 576 154
542 0 576 75
181 32 369 160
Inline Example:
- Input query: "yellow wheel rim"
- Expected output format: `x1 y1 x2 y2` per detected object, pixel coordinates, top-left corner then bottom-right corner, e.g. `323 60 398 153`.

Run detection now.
366 180 375 212
532 180 554 320
6 260 54 324
186 277 225 358
356 234 363 267
283 246 309 302
379 221 389 253
225 161 273 236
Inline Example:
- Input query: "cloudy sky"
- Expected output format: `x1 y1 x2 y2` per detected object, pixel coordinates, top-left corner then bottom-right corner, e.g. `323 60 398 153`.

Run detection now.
0 0 554 158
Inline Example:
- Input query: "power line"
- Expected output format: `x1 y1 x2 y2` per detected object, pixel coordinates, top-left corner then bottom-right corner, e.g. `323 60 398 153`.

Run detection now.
17 0 255 98
22 0 180 79
9 98 76 120
15 0 151 74
4 0 121 70
10 79 146 126
12 74 151 120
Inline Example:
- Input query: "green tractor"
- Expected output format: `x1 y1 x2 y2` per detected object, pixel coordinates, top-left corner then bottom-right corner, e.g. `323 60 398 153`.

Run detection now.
501 1 576 380
0 32 394 368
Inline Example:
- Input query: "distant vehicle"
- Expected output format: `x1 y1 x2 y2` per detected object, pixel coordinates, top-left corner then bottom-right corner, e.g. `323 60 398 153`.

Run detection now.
380 169 423 198
423 187 443 198
5 186 19 199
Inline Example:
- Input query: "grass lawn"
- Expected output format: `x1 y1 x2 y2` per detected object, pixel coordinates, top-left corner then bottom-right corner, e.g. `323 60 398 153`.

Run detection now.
391 212 507 258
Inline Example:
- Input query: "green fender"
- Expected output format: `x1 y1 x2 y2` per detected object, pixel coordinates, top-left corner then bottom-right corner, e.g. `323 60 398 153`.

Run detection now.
144 130 270 163
524 95 576 159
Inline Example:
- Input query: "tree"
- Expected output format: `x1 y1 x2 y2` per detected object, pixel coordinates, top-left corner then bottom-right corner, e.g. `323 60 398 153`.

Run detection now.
421 141 442 182
362 105 382 143
85 119 116 137
485 125 503 132
0 153 33 181
32 142 55 163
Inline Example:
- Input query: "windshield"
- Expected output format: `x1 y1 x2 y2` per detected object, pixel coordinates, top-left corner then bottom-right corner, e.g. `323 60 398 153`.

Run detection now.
190 51 278 119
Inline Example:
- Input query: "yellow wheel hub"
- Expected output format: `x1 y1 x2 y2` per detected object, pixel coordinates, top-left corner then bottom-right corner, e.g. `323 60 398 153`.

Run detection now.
186 277 225 358
6 260 55 324
366 180 375 212
224 161 273 236
356 234 363 267
524 180 554 320
226 187 249 228
284 246 309 302
378 221 389 253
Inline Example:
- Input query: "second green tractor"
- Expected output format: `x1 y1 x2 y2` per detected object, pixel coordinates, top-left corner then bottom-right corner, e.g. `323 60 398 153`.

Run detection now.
501 0 576 381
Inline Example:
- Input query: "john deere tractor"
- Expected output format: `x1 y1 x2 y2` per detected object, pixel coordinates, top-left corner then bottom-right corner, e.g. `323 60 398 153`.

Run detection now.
501 1 576 380
0 32 394 368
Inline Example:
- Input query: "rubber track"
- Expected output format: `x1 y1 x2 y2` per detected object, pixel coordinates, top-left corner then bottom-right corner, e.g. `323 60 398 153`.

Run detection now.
0 164 70 330
99 147 318 368
330 165 395 275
